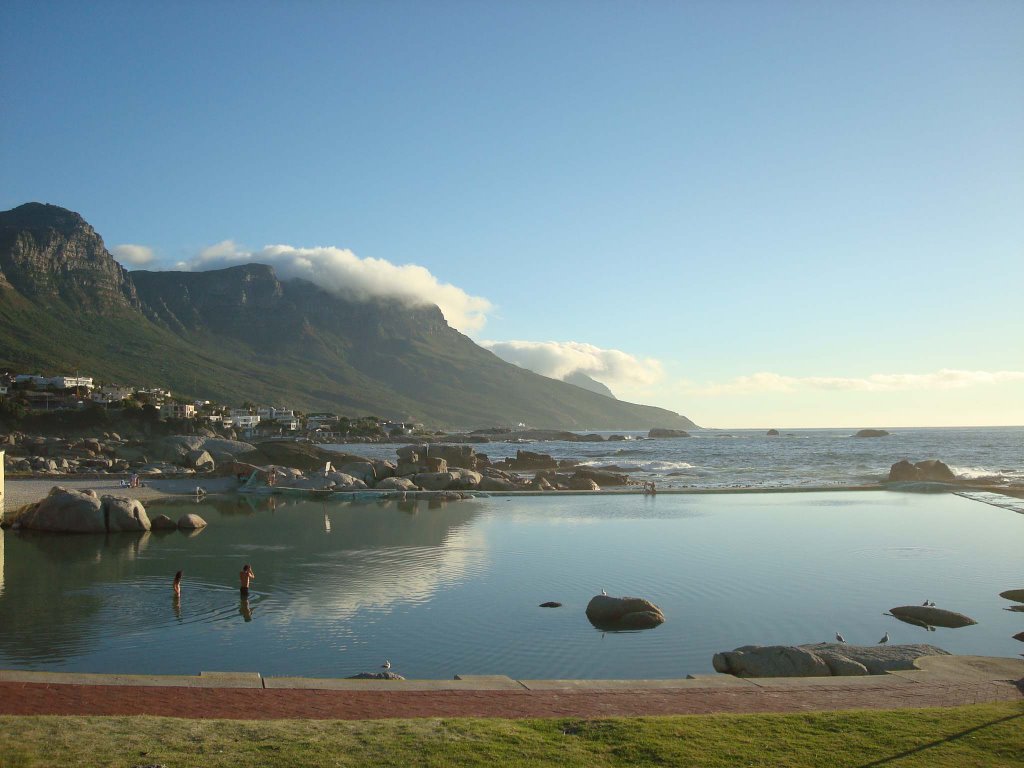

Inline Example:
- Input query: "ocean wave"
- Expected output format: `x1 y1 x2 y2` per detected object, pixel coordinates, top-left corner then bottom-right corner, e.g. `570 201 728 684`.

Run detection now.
579 459 695 473
950 465 1022 482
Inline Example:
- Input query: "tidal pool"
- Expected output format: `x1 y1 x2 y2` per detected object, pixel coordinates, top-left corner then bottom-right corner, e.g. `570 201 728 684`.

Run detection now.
0 491 1020 680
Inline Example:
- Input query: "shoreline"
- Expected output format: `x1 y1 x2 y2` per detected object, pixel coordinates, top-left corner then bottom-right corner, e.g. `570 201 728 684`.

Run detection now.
3 477 1022 516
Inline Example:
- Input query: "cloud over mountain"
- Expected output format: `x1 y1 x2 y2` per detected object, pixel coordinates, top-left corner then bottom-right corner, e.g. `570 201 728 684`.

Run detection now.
181 240 493 333
481 340 664 390
112 244 156 266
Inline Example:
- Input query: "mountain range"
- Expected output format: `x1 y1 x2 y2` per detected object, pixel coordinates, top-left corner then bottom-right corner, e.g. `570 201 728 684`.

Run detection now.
0 203 696 430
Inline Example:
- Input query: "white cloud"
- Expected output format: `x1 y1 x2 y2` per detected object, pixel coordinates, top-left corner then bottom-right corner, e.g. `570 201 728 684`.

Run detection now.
684 369 1024 395
112 244 156 266
481 340 664 389
179 240 493 334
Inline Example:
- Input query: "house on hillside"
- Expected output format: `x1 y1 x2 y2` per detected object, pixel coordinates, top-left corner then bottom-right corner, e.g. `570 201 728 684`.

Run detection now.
92 386 132 404
162 403 196 420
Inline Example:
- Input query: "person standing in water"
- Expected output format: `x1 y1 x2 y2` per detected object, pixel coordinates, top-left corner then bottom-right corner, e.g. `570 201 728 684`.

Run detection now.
239 563 255 596
173 570 183 597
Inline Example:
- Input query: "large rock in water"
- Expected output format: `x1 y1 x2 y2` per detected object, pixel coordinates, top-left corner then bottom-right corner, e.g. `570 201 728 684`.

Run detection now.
889 605 977 628
16 487 105 532
712 643 949 677
585 595 665 630
507 450 559 470
649 428 691 438
99 495 151 532
16 487 150 532
888 459 956 483
854 429 890 438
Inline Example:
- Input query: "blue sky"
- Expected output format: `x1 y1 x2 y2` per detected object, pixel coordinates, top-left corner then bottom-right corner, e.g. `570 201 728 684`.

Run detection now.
2 1 1022 427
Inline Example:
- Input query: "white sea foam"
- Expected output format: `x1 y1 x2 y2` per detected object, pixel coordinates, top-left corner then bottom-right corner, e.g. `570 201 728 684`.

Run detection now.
950 466 1020 482
579 459 695 473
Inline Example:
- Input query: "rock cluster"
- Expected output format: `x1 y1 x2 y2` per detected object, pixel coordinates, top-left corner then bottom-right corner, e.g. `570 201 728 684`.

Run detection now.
1 432 254 479
6 485 206 534
887 459 956 483
712 643 949 678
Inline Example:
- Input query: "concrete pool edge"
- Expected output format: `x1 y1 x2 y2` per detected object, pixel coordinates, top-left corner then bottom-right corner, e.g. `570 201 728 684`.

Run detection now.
1 655 1020 692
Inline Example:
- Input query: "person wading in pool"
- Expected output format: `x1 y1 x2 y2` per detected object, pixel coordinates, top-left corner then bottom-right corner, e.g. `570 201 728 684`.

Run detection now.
239 563 255 596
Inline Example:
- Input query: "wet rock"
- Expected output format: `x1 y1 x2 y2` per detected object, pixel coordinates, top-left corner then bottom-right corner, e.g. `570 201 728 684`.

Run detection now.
347 671 406 680
854 429 890 438
413 471 455 491
567 477 600 491
648 428 691 438
713 645 830 678
574 467 629 486
479 477 520 492
585 594 665 630
177 513 207 530
767 429 780 436
150 514 178 530
999 589 1024 603
539 601 562 608
889 605 977 628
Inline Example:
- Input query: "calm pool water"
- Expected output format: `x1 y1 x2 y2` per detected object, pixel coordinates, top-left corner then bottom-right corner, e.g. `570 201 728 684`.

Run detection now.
0 491 1020 679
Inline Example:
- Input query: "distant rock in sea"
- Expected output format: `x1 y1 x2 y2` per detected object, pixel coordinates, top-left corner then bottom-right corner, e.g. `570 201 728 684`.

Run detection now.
767 429 780 436
649 428 691 439
854 429 890 438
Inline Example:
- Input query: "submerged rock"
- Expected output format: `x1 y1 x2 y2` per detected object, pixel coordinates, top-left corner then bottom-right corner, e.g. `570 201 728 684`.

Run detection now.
889 605 977 628
177 513 207 530
999 589 1024 603
539 601 563 608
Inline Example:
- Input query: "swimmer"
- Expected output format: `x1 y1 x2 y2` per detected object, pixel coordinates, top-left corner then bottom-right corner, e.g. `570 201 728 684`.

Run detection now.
173 570 183 597
239 563 255 596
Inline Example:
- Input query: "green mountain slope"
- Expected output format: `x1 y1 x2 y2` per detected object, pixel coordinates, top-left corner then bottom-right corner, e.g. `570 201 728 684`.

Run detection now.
0 203 697 430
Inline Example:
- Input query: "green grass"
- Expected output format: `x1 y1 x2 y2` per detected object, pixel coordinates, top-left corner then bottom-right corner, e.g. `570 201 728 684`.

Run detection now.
1 704 1022 767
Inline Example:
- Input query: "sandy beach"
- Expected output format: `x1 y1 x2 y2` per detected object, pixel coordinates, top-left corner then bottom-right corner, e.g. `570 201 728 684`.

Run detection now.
2 476 240 514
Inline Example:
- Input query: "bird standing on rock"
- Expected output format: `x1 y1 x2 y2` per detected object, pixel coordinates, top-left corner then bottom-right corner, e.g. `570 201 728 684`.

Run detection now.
878 632 890 644
835 633 846 643
381 660 391 670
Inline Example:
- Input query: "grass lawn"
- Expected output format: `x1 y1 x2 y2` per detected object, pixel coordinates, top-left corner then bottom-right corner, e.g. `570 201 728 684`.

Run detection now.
0 703 1022 767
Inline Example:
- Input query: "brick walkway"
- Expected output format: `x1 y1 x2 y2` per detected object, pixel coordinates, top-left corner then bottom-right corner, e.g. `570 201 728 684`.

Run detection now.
1 678 1021 721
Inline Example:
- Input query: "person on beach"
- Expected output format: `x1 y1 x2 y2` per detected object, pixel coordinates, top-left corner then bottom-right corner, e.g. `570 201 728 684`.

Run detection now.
173 570 183 597
239 563 255 596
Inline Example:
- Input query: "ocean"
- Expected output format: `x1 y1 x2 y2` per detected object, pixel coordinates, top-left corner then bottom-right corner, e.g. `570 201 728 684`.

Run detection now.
325 426 1024 490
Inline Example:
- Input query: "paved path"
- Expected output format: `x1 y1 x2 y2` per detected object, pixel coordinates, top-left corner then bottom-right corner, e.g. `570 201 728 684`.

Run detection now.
1 657 1021 721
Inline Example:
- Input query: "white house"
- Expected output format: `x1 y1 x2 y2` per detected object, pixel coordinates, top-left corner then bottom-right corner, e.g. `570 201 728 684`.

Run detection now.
163 403 196 420
92 386 132 404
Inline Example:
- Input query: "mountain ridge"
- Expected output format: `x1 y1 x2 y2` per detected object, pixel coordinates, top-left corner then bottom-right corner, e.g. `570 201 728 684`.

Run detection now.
0 203 698 430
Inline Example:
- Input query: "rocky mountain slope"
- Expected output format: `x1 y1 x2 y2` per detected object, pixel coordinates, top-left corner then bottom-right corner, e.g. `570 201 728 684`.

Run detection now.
0 203 697 430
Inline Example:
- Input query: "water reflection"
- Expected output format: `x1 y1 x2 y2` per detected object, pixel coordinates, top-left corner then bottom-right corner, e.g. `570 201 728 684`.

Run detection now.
239 595 253 622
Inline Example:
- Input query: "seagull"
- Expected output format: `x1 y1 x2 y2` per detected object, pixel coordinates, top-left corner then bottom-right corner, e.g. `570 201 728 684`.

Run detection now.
878 632 890 644
601 589 608 596
928 600 936 607
381 660 391 670
835 633 846 643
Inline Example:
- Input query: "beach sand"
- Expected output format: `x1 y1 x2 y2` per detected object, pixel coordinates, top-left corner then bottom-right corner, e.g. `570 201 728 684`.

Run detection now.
2 476 239 514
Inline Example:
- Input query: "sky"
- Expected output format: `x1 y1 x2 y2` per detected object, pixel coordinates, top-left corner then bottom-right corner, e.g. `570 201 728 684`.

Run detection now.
2 0 1022 428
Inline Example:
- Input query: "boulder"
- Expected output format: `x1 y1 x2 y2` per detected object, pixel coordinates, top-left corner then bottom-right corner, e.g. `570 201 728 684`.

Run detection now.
339 462 377 484
177 513 207 530
574 467 629 486
767 429 780 436
999 589 1024 603
888 605 977 628
347 671 406 680
113 445 148 463
186 450 215 471
887 459 956 483
648 428 690 438
16 487 105 533
100 495 151 532
507 450 559 470
396 444 428 462
448 469 482 489
479 477 521 492
585 595 665 630
424 456 448 473
854 429 889 438
427 444 477 469
567 477 600 491
375 476 418 491
713 643 951 678
413 472 455 491
713 645 830 678
150 514 178 530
